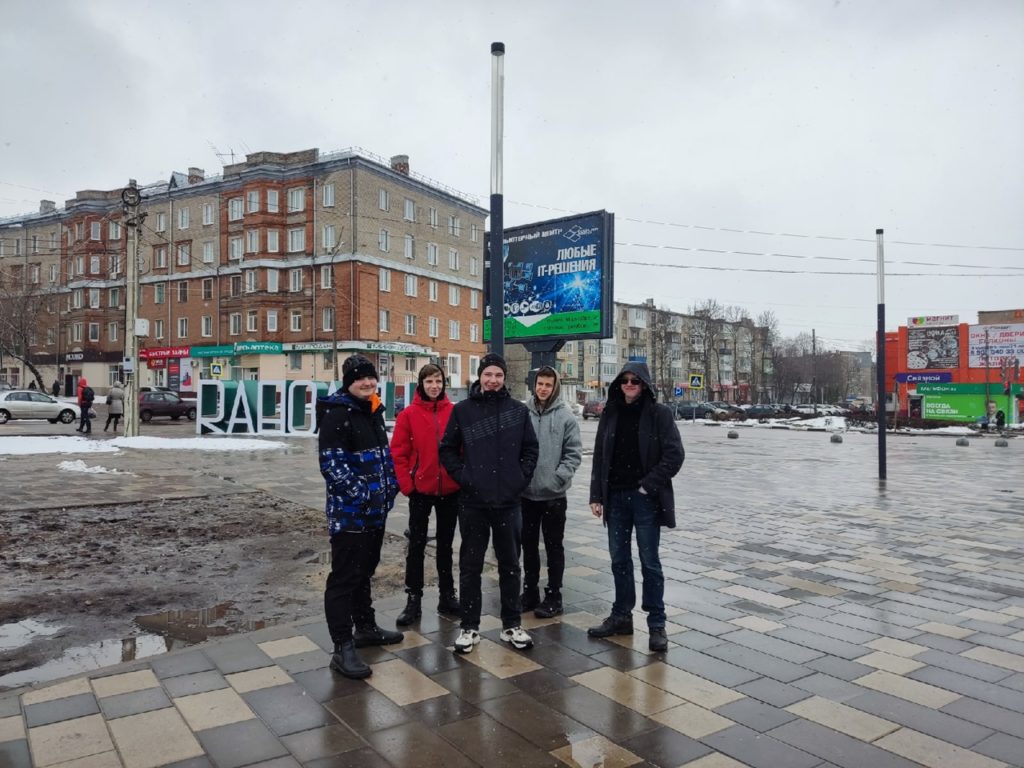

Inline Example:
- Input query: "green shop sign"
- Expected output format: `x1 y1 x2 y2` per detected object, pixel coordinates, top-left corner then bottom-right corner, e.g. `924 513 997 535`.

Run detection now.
190 345 235 358
917 383 1023 395
922 393 1013 423
234 341 283 355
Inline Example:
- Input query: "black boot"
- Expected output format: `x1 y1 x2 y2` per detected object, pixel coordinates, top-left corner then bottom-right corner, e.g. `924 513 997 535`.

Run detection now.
353 624 404 647
587 615 633 638
520 586 540 613
437 590 460 616
330 640 372 679
396 593 422 627
534 588 563 619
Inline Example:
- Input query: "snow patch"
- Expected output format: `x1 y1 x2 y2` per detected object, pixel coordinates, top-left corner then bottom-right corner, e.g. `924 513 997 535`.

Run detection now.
110 436 288 451
0 437 121 455
58 459 129 474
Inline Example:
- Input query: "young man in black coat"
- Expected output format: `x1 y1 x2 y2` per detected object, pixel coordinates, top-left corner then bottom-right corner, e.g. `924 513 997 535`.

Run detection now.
439 353 539 653
588 362 684 652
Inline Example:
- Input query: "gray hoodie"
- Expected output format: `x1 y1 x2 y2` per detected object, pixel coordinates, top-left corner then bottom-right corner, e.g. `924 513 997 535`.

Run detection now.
522 369 583 501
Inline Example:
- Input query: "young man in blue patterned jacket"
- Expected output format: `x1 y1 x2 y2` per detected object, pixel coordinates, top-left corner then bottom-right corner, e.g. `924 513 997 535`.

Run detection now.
318 354 402 678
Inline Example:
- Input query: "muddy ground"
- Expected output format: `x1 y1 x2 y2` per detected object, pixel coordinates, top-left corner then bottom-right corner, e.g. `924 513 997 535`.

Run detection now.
0 491 410 684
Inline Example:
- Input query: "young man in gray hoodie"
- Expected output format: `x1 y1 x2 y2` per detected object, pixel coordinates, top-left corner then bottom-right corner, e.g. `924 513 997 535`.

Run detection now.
521 365 582 618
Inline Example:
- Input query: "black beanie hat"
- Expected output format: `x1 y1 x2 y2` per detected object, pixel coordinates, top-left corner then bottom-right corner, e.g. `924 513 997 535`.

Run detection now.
478 352 508 378
342 354 378 389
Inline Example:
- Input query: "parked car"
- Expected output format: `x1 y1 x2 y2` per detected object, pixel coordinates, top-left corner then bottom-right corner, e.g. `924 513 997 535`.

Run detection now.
708 401 745 416
744 404 779 419
582 400 605 420
138 391 197 422
671 401 720 420
0 390 80 424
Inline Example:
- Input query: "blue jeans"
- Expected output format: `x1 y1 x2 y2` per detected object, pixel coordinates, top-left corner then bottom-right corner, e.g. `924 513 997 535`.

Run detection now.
606 489 665 629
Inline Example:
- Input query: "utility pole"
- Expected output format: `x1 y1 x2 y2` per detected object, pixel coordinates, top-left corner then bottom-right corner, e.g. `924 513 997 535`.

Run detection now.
122 184 143 437
487 42 505 357
875 228 887 480
811 328 817 414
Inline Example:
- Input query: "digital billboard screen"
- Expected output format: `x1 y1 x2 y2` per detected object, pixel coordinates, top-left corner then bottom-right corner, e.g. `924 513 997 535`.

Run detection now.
484 210 614 343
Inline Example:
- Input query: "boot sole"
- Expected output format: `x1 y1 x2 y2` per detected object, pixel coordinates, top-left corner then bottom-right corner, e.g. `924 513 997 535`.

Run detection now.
329 659 372 679
395 614 421 627
353 637 403 648
533 607 563 619
587 627 634 638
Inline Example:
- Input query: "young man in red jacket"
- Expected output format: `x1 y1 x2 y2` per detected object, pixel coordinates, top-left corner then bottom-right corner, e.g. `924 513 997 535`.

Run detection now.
391 364 461 625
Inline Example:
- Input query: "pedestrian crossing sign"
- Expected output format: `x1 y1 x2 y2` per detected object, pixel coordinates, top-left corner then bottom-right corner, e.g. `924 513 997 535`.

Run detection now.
689 374 704 390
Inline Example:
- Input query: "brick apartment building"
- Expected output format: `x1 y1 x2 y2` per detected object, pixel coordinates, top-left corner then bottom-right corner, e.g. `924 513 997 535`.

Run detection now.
0 148 488 398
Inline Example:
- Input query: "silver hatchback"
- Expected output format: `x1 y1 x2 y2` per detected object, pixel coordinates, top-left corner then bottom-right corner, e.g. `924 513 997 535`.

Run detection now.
0 390 81 424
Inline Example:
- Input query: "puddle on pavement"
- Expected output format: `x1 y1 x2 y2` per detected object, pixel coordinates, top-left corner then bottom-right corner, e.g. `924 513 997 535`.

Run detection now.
0 634 170 690
0 619 65 652
134 601 267 643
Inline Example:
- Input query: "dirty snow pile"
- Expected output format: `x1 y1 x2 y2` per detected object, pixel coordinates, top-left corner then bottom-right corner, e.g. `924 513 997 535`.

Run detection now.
58 459 130 474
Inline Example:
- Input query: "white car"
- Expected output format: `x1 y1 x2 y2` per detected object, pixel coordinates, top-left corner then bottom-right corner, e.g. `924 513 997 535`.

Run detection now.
0 390 81 424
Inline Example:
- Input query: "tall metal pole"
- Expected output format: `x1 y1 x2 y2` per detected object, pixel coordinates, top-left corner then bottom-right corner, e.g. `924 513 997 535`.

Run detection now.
487 42 505 357
122 184 142 437
875 228 887 480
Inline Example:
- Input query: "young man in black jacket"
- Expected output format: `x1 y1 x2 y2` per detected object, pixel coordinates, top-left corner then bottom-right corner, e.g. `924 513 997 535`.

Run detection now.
588 362 684 652
439 353 539 653
318 354 402 678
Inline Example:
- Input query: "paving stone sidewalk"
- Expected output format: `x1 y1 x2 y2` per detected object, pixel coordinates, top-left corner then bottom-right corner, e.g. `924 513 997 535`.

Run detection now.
1 425 1022 767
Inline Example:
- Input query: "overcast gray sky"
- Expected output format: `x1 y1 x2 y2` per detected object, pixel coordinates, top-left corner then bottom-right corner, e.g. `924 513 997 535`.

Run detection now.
2 0 1021 348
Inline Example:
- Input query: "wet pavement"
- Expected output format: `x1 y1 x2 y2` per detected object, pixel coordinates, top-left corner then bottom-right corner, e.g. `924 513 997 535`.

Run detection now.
1 421 1022 767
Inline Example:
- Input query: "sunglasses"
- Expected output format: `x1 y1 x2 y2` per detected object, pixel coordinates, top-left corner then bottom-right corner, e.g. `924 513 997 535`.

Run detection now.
620 377 642 385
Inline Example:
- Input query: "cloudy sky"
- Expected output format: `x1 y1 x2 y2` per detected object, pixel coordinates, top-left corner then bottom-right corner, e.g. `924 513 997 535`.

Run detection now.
2 0 1021 348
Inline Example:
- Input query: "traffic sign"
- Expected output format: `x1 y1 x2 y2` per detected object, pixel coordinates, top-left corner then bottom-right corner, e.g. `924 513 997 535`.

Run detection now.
689 374 704 390
210 363 223 378
674 386 683 397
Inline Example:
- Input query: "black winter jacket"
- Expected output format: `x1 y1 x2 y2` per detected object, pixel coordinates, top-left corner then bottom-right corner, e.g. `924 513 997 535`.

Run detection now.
439 382 539 508
589 362 684 527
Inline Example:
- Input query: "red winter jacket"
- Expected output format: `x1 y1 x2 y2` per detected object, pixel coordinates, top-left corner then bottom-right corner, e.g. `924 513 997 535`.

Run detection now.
390 391 460 497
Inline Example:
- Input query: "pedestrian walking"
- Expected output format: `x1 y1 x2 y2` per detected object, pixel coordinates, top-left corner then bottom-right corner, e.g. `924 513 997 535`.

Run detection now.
52 379 61 397
439 353 539 653
317 354 403 679
391 363 462 626
76 378 95 434
588 362 684 652
521 366 582 619
104 381 125 432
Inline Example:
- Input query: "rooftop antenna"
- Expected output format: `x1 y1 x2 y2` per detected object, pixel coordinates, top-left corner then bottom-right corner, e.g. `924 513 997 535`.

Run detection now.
207 141 236 166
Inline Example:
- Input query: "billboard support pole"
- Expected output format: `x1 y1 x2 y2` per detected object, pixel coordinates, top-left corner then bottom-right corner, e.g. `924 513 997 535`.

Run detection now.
488 42 505 357
875 228 887 481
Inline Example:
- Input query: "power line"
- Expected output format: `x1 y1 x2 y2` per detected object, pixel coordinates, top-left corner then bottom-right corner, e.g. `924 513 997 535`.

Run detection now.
618 258 1024 278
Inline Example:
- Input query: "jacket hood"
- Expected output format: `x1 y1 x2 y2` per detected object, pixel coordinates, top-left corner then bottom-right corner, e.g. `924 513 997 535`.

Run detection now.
608 361 656 405
317 389 383 414
530 366 563 414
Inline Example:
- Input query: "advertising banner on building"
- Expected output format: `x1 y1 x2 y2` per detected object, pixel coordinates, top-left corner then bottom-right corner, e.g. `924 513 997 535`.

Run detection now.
906 326 959 370
484 210 614 343
922 393 992 422
908 314 959 328
968 323 1024 368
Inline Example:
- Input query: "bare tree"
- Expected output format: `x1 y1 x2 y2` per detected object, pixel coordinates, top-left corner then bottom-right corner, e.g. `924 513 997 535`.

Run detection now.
0 268 53 389
688 298 724 396
755 310 780 402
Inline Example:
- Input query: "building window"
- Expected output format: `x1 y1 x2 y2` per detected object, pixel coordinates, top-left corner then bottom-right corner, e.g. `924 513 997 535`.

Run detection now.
323 183 335 207
426 243 438 265
378 229 390 252
229 236 243 260
471 224 479 243
88 322 100 342
245 229 259 253
202 203 214 225
470 289 479 310
229 275 241 296
71 322 83 343
229 313 241 335
404 234 414 260
404 357 417 373
428 207 438 228
448 215 461 237
470 323 480 343
448 249 459 271
449 320 460 340
290 310 302 332
289 268 303 292
177 281 188 303
154 247 167 268
428 316 439 338
177 243 190 266
429 280 438 302
109 221 122 240
28 265 39 284
109 287 121 307
155 212 167 232
72 289 83 309
228 198 243 221
202 241 214 263
108 322 119 342
202 278 213 300
49 264 58 283
266 189 279 212
288 228 305 253
267 230 279 252
267 269 279 293
245 269 257 293
287 187 305 213
447 354 462 383
89 288 101 308
449 285 460 306
246 189 260 213
405 314 416 335
403 198 415 221
247 310 258 332
379 268 391 292
322 306 335 331
177 317 188 339
469 256 479 276
75 254 84 274
378 188 389 211
379 309 390 332
288 352 302 371
154 319 164 339
178 207 190 230
266 309 278 332
320 265 332 288
154 283 166 304
404 274 417 297
322 224 336 251
199 315 212 337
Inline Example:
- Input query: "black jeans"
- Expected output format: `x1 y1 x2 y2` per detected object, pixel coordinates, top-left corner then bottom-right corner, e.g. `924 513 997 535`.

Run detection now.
104 414 121 431
78 407 92 433
404 492 459 596
521 497 567 593
458 503 522 630
324 528 384 644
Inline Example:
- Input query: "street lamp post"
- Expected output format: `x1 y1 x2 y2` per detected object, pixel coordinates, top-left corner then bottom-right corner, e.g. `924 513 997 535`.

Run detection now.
122 184 143 437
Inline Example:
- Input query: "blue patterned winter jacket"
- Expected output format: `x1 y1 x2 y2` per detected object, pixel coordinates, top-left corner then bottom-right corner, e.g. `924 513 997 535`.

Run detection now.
317 391 398 534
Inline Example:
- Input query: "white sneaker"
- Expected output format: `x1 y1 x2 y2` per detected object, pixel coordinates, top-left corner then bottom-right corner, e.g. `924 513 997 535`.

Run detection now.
454 628 480 654
499 626 534 650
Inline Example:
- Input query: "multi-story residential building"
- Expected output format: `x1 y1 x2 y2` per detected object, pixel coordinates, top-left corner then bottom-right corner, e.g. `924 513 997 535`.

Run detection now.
0 149 487 399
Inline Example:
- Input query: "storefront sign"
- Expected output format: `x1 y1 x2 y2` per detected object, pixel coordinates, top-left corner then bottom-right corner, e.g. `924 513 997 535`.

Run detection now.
234 341 283 355
895 372 952 383
139 346 190 360
190 345 234 358
968 324 1024 368
908 314 959 328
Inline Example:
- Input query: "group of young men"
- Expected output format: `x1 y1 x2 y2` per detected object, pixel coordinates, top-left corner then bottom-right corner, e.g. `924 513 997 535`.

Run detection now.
317 351 684 679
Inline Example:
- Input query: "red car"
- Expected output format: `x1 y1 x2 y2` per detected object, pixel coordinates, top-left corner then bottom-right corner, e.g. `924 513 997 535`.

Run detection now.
582 400 605 420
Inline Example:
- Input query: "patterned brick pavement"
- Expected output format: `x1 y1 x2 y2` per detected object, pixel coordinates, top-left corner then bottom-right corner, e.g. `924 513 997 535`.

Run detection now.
1 423 1022 767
